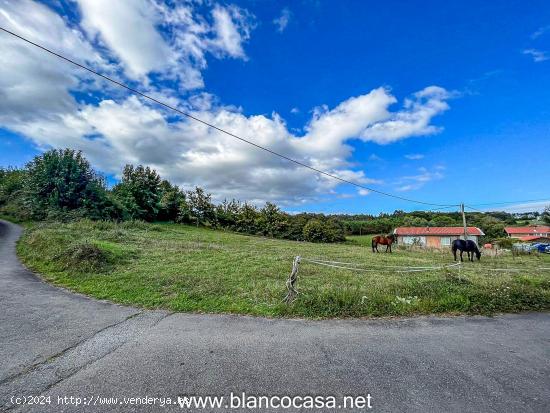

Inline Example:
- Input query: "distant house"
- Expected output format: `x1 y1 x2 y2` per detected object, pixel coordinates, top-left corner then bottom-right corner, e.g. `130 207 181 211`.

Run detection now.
504 225 550 240
514 236 550 243
393 227 485 248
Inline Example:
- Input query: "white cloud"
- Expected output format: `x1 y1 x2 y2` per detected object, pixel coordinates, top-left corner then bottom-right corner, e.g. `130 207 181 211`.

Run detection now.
359 86 452 144
209 4 254 59
358 189 370 196
76 0 255 88
531 25 550 39
77 0 172 79
290 107 300 114
395 167 444 192
10 87 446 203
523 48 549 62
482 201 550 213
0 0 454 205
273 8 291 33
0 0 107 136
405 154 424 160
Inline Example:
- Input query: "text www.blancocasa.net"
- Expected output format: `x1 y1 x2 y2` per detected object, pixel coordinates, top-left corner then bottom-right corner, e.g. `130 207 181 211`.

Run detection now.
10 393 373 410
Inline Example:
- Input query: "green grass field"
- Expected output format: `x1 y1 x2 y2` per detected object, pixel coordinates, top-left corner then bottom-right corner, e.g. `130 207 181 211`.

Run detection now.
16 220 550 318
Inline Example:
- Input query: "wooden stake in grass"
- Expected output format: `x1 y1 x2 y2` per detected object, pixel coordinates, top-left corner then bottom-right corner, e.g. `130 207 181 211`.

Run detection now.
284 256 301 304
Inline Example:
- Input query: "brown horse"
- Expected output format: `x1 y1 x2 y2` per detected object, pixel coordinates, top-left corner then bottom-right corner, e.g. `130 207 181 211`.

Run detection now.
372 234 396 253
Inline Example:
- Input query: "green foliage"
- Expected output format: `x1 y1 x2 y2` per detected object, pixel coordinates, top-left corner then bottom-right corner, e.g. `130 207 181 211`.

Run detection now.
235 202 259 234
257 202 288 237
215 199 241 229
543 206 550 225
23 149 118 220
17 220 550 318
303 219 346 243
113 164 162 221
186 187 216 226
494 237 516 249
157 180 187 222
2 147 545 245
0 167 28 220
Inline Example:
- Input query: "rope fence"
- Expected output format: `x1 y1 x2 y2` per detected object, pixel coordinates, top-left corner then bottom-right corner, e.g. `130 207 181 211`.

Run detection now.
283 256 550 304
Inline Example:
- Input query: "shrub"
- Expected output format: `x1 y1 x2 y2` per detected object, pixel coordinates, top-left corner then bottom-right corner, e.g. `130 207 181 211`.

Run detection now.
494 237 515 249
23 149 118 220
57 242 109 272
303 219 345 243
257 202 288 237
186 187 216 226
158 180 187 222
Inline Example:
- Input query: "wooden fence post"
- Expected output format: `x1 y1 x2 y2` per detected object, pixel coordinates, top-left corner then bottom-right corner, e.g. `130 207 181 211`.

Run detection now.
284 256 301 304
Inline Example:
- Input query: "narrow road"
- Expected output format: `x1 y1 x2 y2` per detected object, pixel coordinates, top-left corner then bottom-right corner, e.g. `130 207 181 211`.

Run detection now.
1 220 549 412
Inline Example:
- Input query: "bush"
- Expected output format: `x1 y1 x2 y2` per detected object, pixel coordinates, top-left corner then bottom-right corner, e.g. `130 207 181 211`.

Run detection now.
57 242 109 272
303 219 345 243
257 202 288 237
23 149 119 220
494 237 515 249
112 165 162 221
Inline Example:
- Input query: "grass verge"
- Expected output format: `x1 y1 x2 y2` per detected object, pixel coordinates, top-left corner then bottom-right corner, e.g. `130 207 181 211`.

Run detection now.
16 220 550 318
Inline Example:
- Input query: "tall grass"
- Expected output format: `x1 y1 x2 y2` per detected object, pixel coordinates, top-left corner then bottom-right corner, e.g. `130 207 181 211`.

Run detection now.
17 220 550 318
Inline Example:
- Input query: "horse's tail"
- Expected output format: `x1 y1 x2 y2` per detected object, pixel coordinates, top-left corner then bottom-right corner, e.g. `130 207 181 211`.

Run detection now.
371 237 377 248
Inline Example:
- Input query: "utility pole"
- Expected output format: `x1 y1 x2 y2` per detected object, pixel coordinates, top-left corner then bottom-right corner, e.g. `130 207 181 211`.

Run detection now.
461 203 468 240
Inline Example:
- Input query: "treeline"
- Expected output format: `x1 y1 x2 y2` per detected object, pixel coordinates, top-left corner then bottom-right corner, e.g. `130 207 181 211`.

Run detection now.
0 149 345 243
337 208 550 244
1 149 548 244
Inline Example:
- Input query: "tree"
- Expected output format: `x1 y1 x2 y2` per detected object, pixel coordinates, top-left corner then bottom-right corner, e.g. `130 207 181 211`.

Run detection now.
157 180 187 222
235 202 259 234
257 202 288 237
0 167 28 219
24 149 112 219
186 187 216 226
542 205 550 224
216 199 241 229
303 218 346 243
113 165 162 221
430 215 457 226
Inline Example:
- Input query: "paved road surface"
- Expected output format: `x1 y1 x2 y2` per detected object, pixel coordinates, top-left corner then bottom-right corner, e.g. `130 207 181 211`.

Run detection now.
1 220 549 412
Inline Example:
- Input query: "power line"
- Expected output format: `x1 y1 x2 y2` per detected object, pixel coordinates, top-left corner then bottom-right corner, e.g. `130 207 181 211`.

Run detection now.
0 26 458 208
464 205 486 213
467 198 550 207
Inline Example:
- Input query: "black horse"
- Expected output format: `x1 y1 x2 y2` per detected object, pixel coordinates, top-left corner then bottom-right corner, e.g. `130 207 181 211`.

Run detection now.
452 239 481 262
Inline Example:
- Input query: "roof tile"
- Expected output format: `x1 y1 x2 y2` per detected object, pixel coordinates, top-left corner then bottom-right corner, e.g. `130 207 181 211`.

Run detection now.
394 227 484 236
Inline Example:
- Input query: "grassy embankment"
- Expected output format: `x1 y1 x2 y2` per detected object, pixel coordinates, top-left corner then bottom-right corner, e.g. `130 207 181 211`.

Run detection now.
16 220 550 318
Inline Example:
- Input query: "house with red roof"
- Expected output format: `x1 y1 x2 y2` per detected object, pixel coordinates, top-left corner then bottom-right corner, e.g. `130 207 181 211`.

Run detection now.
504 225 550 242
393 227 484 248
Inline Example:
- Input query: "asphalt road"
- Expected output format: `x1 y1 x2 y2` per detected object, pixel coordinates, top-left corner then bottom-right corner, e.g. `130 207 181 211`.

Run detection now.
1 220 549 413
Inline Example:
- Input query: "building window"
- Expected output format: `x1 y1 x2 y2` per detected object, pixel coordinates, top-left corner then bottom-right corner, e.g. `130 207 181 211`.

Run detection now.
440 236 451 246
402 236 425 246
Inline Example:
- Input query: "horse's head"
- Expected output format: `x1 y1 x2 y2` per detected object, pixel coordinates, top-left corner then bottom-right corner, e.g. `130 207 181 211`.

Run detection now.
475 250 481 260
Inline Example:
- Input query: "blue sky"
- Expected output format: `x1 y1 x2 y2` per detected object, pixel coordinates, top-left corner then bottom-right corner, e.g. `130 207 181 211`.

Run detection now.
0 0 549 214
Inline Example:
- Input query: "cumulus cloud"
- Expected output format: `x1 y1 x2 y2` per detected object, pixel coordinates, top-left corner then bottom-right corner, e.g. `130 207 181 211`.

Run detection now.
76 0 255 87
359 86 452 144
273 8 291 33
0 0 453 204
0 0 108 138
